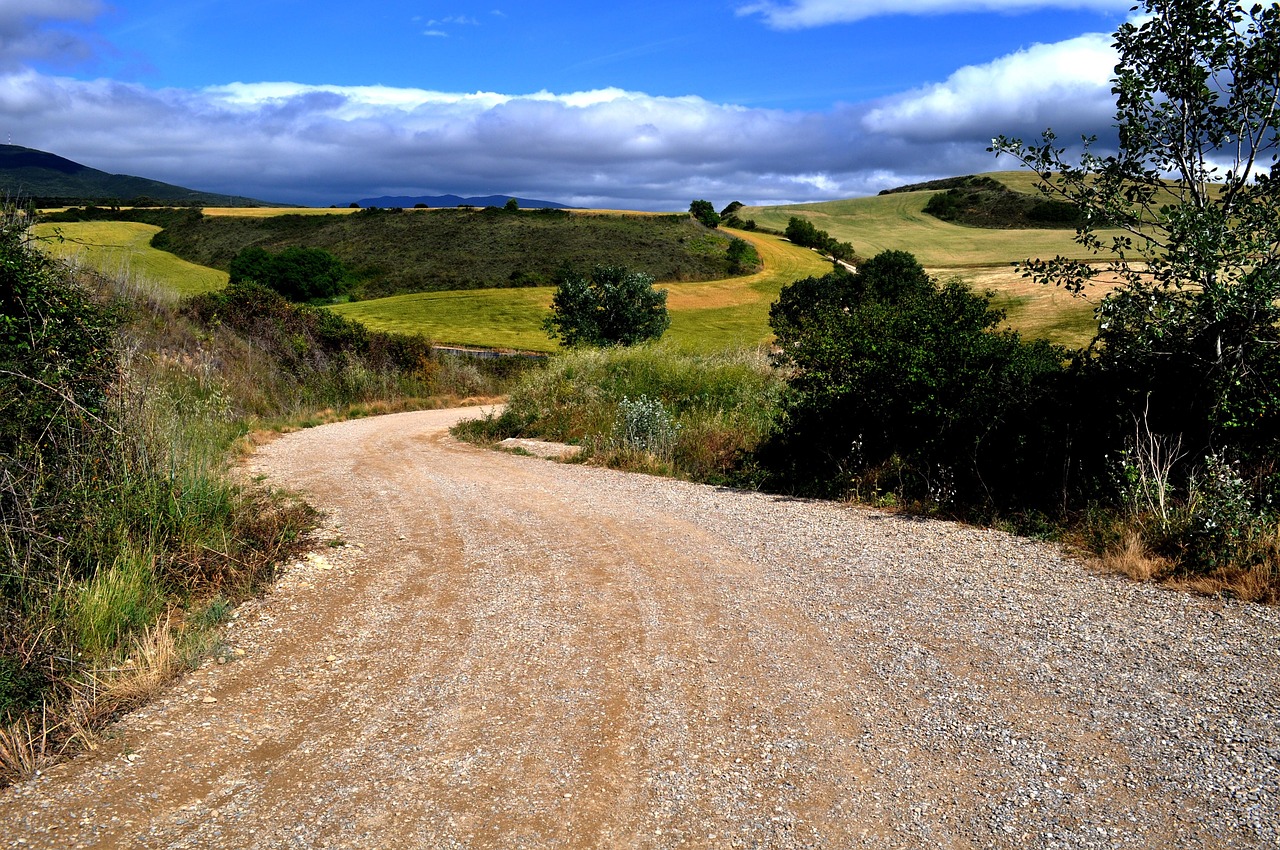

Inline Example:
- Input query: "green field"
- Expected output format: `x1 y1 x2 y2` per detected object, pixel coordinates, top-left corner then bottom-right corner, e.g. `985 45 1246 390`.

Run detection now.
330 229 834 352
33 221 228 296
35 179 1113 351
736 171 1117 349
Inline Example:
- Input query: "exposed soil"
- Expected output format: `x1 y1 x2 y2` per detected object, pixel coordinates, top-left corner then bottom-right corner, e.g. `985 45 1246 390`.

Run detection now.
2 407 1277 848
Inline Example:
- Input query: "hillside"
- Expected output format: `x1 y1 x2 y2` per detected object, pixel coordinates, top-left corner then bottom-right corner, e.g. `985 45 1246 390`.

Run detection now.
149 207 747 299
737 173 1120 268
357 193 570 209
0 144 271 207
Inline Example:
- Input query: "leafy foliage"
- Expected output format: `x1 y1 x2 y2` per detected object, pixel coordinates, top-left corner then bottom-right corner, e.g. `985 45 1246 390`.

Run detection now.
543 265 670 348
689 199 720 228
764 250 1071 511
0 213 119 458
993 0 1280 570
229 245 350 302
783 217 857 263
725 238 760 274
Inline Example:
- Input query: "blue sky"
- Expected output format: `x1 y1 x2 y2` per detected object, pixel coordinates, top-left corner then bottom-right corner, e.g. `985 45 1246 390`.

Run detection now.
2 0 1135 208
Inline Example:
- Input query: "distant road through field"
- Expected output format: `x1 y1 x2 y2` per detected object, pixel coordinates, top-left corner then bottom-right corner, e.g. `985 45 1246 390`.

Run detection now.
2 408 1277 848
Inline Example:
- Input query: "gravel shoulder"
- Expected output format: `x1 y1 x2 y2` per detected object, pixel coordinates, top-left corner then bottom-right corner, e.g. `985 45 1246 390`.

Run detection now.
2 407 1277 849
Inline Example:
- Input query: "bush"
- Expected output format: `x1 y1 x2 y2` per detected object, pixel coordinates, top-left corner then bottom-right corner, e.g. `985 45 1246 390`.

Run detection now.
612 396 681 461
455 344 782 485
783 217 856 263
228 245 351 302
764 250 1072 511
689 200 720 228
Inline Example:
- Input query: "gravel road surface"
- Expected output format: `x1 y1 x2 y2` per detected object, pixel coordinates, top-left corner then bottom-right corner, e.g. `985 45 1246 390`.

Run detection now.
1 407 1277 849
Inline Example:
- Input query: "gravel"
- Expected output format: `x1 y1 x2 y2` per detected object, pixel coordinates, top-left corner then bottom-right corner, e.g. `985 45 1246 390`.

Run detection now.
1 408 1276 848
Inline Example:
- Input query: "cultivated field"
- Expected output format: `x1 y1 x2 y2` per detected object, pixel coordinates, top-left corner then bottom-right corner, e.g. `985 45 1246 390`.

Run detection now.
330 229 833 352
32 221 228 295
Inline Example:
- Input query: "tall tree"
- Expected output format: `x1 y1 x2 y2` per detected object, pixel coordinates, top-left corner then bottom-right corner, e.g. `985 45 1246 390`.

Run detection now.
992 0 1280 462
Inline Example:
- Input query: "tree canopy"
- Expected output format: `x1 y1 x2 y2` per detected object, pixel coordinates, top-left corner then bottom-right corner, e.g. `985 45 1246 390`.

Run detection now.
992 0 1280 466
542 265 670 348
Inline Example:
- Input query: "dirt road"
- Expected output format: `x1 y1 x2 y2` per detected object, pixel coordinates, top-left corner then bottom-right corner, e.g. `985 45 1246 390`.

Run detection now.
2 408 1277 848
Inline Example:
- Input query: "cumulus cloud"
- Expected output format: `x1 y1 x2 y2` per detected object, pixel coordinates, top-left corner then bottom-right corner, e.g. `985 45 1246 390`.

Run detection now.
0 0 103 67
739 0 1129 29
863 33 1115 141
0 30 1122 209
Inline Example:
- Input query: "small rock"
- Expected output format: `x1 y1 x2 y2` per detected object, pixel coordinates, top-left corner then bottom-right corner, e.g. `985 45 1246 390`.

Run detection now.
326 655 338 663
202 696 218 704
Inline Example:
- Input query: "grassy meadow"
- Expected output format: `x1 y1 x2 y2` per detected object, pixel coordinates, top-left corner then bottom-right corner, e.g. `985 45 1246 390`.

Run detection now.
330 229 834 352
33 221 228 296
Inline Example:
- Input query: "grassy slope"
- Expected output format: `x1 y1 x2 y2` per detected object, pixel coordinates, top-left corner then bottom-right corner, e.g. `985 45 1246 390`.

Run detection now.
33 222 228 296
331 230 834 353
738 172 1120 349
152 208 742 299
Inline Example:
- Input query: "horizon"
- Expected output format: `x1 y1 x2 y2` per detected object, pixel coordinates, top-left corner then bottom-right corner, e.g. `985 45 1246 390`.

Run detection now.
3 1 1134 210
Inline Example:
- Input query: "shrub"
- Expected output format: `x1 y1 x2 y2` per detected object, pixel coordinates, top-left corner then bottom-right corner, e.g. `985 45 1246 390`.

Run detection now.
764 250 1071 511
612 396 681 460
228 245 351 302
455 344 782 485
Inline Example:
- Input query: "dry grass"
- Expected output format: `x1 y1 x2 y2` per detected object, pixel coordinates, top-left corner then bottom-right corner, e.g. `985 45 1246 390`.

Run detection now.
0 616 191 787
1170 562 1280 605
0 712 53 782
1097 532 1280 604
1097 532 1172 582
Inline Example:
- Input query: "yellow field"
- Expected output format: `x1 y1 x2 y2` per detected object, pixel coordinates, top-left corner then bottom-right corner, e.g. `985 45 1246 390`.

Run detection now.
33 221 228 296
201 207 359 218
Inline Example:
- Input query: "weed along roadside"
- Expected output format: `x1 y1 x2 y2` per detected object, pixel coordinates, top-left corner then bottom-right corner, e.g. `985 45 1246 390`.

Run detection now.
0 210 529 786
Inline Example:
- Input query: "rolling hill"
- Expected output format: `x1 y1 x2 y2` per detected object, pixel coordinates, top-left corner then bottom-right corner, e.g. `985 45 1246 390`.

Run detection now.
148 207 747 299
0 144 272 207
356 194 570 209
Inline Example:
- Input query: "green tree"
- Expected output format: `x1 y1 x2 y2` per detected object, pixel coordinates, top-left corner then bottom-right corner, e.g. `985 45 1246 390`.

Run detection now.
228 246 351 302
543 265 670 348
504 197 519 212
725 238 760 274
991 0 1280 470
689 199 720 228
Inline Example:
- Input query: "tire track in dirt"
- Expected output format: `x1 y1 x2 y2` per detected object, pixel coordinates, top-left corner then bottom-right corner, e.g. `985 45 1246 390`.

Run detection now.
1 408 1277 849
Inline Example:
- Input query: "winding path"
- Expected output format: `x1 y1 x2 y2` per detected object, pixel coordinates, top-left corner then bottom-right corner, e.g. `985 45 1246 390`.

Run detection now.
2 408 1277 848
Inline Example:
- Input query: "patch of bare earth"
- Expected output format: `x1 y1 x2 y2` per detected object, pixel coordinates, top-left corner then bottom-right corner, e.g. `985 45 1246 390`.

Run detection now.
2 408 1277 848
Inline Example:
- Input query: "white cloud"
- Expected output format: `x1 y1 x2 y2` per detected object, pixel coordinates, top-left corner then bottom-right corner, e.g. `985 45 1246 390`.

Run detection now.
739 0 1128 29
0 30 1123 209
863 33 1115 141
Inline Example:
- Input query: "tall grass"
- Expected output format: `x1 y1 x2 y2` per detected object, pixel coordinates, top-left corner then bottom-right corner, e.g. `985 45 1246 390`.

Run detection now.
456 344 784 485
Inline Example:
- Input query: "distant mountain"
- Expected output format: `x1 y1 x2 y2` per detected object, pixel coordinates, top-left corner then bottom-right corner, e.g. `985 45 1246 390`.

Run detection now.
0 144 274 207
356 193 570 210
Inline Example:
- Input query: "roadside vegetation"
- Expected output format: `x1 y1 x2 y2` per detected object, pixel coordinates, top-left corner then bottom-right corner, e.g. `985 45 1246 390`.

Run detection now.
456 344 782 486
461 0 1280 603
0 210 528 786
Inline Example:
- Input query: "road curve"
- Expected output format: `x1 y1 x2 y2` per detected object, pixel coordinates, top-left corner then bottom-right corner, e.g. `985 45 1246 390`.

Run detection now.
2 408 1277 849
